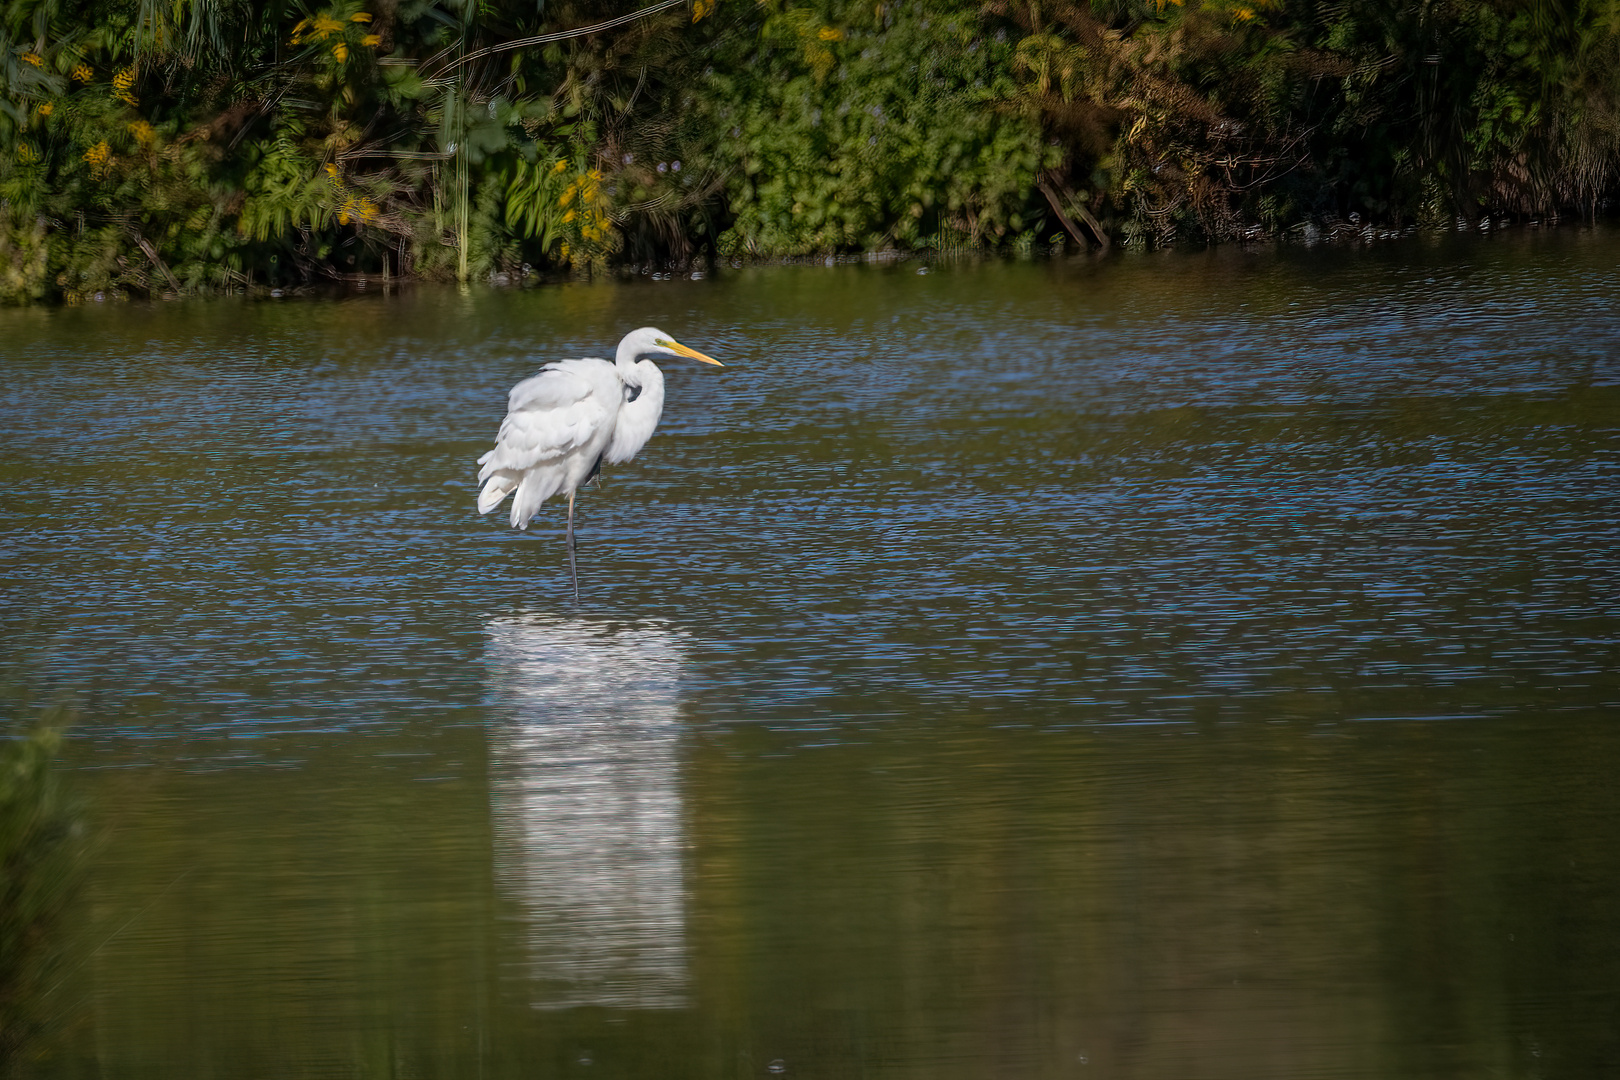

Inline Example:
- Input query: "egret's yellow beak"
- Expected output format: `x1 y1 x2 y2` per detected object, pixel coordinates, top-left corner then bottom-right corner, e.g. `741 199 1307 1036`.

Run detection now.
660 338 724 366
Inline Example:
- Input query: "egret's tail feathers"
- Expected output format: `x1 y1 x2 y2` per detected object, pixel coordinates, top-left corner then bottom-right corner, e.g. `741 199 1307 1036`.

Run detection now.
477 472 519 516
509 471 562 530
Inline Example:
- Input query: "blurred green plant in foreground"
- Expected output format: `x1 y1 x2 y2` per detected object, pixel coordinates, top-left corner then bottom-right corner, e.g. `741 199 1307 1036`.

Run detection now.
0 709 78 1063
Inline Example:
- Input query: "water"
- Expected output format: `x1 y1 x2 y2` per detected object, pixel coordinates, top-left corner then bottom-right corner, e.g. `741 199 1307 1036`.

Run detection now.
2 229 1618 1078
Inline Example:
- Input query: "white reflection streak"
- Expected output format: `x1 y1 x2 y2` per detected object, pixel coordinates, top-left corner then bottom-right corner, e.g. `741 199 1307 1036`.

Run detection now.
484 614 689 1009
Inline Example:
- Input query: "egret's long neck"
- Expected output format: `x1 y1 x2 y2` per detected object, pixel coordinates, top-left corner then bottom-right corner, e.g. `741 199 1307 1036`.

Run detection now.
614 339 645 373
603 359 667 465
629 358 666 399
627 359 667 426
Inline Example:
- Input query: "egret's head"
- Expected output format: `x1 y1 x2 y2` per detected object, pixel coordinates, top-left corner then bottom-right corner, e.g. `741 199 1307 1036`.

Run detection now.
617 326 724 367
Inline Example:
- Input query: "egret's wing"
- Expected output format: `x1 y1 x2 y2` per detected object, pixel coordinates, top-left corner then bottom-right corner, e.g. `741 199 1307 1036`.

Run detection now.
478 364 611 479
507 361 600 413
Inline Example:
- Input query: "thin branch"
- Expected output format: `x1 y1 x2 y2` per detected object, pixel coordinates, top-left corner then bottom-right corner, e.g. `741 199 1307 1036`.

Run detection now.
128 229 182 292
426 0 689 78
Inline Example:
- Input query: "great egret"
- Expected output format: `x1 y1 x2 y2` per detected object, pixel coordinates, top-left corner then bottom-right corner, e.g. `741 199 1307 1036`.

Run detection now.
476 326 724 600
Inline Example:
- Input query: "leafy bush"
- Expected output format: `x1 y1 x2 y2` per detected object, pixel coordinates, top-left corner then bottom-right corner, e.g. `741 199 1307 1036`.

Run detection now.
689 0 1057 254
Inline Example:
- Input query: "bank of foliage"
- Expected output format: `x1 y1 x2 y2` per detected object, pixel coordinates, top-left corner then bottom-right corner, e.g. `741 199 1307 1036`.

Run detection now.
3 0 1619 301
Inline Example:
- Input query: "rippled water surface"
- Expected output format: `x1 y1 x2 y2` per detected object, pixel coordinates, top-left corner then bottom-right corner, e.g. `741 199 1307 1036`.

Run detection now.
2 229 1618 1078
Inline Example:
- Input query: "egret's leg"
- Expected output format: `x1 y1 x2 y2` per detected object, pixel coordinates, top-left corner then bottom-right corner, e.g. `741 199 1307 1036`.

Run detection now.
565 490 579 603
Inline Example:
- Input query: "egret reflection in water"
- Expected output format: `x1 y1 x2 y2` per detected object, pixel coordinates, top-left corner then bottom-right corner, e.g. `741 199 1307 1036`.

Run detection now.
484 613 690 1010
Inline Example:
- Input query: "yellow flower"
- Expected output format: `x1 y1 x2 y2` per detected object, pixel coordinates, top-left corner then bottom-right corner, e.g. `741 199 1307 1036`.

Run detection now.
293 15 346 43
332 42 348 61
559 185 577 208
325 163 339 178
72 63 93 82
21 52 43 68
128 119 156 144
692 0 715 21
16 143 38 163
550 159 568 175
562 209 576 223
112 67 138 105
37 102 53 117
350 11 372 21
362 34 381 46
559 242 570 260
818 26 843 41
1230 5 1254 18
83 140 110 173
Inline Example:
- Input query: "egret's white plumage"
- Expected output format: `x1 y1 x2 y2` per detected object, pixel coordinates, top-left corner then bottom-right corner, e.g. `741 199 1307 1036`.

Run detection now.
475 326 723 597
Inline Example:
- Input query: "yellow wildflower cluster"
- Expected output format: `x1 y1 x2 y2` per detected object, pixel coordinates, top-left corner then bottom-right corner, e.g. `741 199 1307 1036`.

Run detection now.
72 63 93 82
324 163 382 226
21 52 42 68
83 139 110 175
128 120 156 145
558 168 613 244
692 0 716 21
292 15 346 42
338 195 379 225
579 215 612 244
777 13 840 78
37 102 53 117
291 11 377 59
112 67 137 106
16 143 38 164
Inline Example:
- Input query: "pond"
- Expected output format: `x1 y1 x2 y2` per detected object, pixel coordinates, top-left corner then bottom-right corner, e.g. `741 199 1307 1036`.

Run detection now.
2 228 1618 1078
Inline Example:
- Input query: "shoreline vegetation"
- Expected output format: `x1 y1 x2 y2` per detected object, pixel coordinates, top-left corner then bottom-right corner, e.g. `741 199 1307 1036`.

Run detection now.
3 0 1617 305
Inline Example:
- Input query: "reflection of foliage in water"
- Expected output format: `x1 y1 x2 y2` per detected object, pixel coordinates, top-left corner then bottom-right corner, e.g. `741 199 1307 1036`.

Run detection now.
0 709 78 1060
3 0 1620 300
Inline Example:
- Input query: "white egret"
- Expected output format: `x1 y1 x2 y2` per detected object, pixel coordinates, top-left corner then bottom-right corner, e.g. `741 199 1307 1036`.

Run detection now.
476 327 724 600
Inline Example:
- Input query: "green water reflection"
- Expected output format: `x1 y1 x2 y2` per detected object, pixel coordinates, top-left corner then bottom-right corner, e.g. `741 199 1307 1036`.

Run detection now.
37 718 1620 1079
